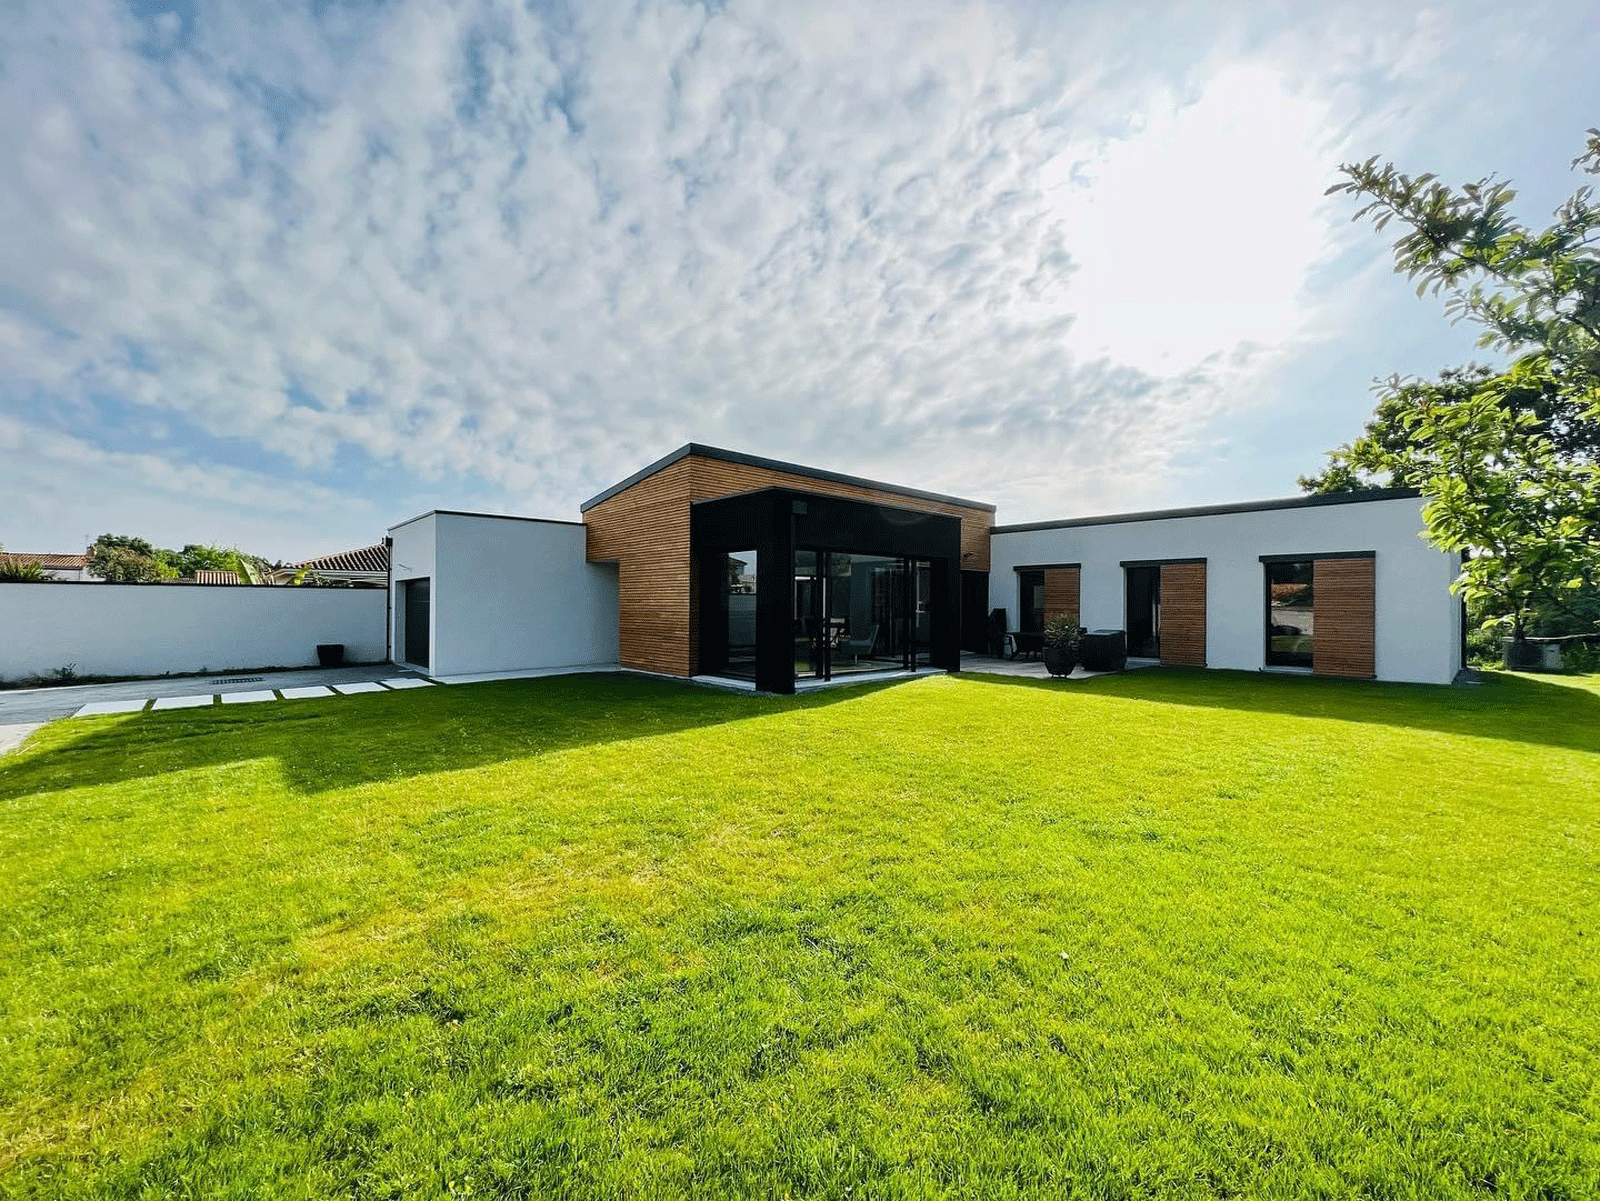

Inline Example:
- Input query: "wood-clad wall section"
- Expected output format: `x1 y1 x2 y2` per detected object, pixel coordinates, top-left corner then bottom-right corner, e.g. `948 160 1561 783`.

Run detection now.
583 458 696 676
1042 567 1080 623
585 453 995 676
1313 558 1376 678
1159 562 1207 667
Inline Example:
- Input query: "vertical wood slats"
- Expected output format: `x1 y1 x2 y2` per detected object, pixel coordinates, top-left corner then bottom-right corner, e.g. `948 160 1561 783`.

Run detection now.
584 454 995 676
1313 558 1376 678
1042 567 1080 623
1159 562 1207 667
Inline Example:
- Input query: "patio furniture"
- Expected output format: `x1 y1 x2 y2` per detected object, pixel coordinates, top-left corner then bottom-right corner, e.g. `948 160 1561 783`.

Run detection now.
842 623 880 663
1007 630 1043 660
1079 629 1127 673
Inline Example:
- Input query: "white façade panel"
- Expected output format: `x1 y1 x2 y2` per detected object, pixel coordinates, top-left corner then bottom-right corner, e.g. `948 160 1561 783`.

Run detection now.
989 496 1460 685
425 513 620 678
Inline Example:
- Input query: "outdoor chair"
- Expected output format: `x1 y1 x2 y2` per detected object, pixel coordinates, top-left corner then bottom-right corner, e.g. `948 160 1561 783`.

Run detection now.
842 623 879 663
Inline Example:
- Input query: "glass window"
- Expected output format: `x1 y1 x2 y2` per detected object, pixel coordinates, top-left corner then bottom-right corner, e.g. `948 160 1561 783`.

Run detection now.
723 550 758 680
1265 561 1314 668
1019 570 1045 633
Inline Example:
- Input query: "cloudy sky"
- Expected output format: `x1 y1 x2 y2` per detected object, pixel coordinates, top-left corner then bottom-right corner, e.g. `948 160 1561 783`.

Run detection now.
2 0 1597 559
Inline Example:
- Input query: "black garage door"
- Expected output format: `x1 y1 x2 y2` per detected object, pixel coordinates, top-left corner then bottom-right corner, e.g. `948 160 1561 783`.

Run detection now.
403 578 430 668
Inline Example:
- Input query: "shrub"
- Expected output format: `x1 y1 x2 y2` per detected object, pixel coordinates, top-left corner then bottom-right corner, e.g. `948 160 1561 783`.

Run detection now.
1044 614 1083 655
1564 642 1599 674
0 560 51 583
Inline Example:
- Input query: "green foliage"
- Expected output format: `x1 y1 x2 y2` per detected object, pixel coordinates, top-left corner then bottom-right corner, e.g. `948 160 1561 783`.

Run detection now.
0 559 52 583
1043 612 1082 654
1306 130 1600 639
88 535 266 583
1 672 1596 1196
88 534 176 583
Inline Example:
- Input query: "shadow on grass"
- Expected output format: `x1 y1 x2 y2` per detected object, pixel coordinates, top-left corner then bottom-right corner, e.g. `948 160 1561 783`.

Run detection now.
960 664 1600 755
0 673 900 800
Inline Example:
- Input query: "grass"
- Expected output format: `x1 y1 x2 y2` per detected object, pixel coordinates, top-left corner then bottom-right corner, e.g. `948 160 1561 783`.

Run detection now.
1 668 1596 1199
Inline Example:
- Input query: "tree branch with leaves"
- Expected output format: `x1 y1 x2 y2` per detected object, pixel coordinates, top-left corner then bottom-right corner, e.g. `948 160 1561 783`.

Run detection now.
1304 129 1600 646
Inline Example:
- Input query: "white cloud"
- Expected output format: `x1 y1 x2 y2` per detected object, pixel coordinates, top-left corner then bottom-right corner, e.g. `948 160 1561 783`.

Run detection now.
0 0 1594 543
1041 64 1345 375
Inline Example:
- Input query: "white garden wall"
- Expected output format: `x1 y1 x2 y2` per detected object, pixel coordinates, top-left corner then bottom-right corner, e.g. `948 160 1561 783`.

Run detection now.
0 583 387 681
387 511 619 678
989 494 1462 685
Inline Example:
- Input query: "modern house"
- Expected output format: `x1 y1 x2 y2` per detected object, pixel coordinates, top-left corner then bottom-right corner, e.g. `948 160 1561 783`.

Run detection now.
388 444 1463 691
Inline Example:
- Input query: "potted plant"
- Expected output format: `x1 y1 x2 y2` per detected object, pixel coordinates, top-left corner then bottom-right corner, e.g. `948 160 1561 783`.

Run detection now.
1042 614 1083 677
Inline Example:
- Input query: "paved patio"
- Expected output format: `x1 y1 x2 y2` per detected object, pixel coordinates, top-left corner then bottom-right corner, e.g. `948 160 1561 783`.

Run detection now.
959 652 1158 681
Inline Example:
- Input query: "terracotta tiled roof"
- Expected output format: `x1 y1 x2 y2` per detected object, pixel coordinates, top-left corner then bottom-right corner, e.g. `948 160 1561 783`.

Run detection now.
193 569 243 585
0 552 88 569
291 544 389 574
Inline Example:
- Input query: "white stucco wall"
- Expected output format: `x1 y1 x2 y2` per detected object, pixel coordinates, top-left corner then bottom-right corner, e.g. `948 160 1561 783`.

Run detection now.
387 511 619 678
988 495 1462 685
388 512 438 670
0 583 387 681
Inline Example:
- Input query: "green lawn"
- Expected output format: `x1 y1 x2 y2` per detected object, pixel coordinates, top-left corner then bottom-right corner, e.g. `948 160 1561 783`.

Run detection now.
2 669 1597 1199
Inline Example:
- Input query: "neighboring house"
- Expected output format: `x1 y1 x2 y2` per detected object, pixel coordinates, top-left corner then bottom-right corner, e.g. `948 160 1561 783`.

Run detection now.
272 544 389 588
0 552 100 582
388 444 1463 691
191 569 243 585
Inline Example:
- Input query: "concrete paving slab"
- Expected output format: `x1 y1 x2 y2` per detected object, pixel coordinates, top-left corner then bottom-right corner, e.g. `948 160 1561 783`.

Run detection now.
220 690 277 704
330 682 389 695
0 664 420 725
380 678 434 689
152 694 216 710
0 723 43 756
73 698 149 717
279 685 335 699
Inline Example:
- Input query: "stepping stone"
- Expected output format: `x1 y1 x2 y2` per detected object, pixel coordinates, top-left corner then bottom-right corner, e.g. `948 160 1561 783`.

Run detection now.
279 686 334 699
152 694 215 710
331 682 388 695
73 698 149 717
380 678 433 689
220 690 277 704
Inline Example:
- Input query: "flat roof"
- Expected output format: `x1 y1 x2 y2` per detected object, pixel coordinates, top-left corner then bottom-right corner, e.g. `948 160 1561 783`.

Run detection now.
989 487 1422 534
579 443 997 514
388 508 587 534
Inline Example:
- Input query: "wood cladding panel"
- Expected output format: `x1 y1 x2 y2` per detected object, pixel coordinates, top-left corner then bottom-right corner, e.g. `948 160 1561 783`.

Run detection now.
1314 558 1376 678
1159 562 1207 667
586 452 995 676
1042 567 1080 623
584 459 694 676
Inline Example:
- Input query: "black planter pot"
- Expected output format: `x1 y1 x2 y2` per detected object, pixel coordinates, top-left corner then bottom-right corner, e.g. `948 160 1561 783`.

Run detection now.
1043 645 1077 677
316 643 345 668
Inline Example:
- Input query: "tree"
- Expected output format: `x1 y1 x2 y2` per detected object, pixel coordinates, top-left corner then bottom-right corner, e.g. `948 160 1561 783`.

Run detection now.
88 534 176 583
1304 129 1600 644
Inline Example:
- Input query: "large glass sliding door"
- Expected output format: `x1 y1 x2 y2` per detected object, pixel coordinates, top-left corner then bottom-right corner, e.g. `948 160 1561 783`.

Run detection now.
720 550 759 681
794 550 934 681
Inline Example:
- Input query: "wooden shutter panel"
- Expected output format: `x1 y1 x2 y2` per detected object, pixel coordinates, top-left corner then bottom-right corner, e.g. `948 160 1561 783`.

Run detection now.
1043 566 1080 622
1160 562 1206 666
1313 558 1375 677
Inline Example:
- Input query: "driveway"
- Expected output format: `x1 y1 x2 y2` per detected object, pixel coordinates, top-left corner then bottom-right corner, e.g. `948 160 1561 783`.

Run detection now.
0 663 430 755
